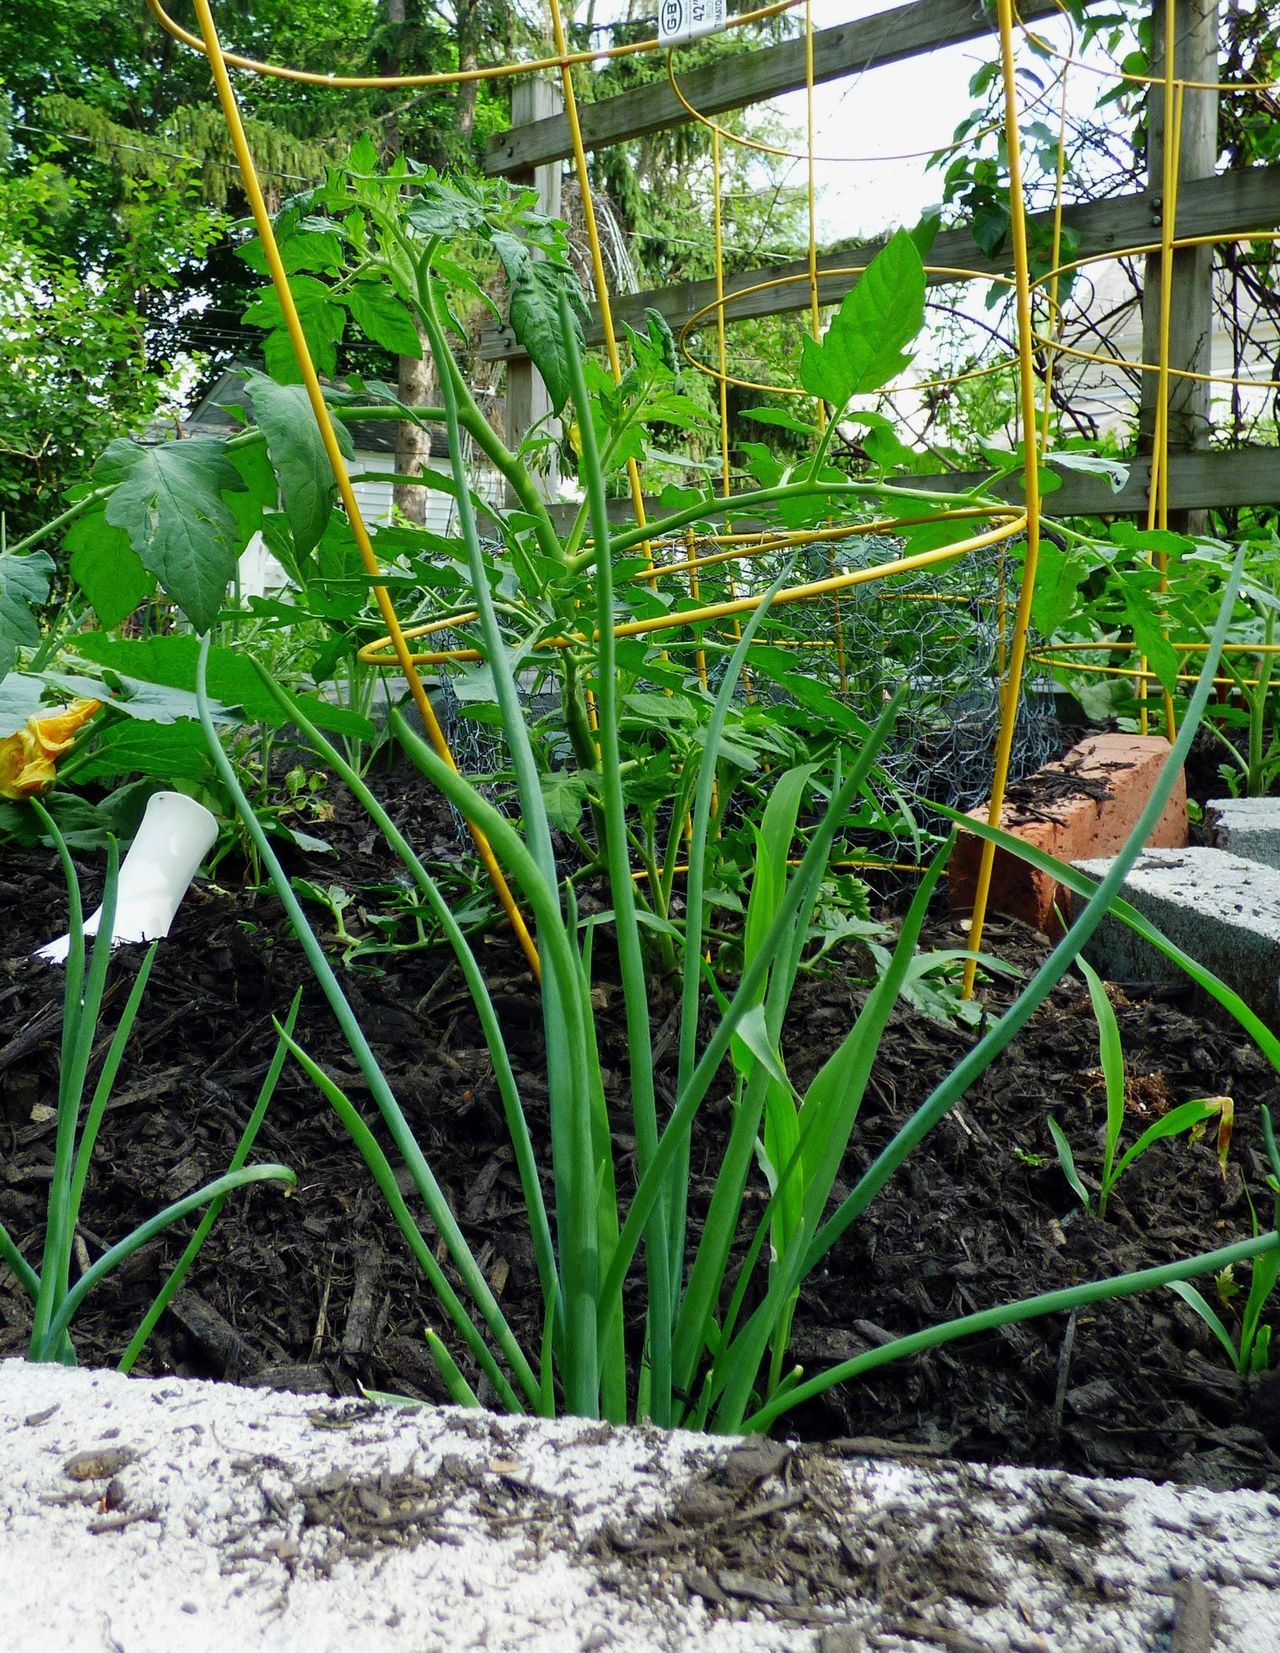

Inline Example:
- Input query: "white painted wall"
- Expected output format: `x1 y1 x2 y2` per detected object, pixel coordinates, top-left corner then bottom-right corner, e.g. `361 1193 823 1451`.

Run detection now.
236 447 505 600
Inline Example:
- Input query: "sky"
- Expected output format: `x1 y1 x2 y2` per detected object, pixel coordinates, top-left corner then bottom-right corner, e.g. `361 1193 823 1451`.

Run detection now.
772 0 992 242
641 0 1092 244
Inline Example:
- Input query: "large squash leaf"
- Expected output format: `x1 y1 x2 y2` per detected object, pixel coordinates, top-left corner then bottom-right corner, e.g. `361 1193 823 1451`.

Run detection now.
0 546 53 680
65 509 153 629
96 438 247 634
0 671 47 736
67 719 215 785
70 634 376 739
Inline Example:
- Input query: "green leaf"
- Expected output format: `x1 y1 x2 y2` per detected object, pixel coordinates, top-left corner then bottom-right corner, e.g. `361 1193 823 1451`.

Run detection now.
223 439 277 559
0 672 48 736
65 511 152 630
70 719 214 784
733 1003 793 1094
1047 452 1130 493
508 262 586 414
43 668 218 726
970 196 1011 256
0 546 53 680
345 283 422 357
799 230 925 407
909 209 942 259
433 254 502 322
1028 535 1091 638
243 276 345 383
741 406 820 436
1047 1116 1093 1215
68 635 374 739
490 229 529 286
406 180 490 239
1122 587 1180 694
349 132 380 175
1077 953 1126 1198
246 374 355 560
1110 521 1196 559
95 439 246 635
239 227 345 276
540 768 589 831
1167 1280 1239 1368
1240 1245 1280 1370
1108 1098 1221 1188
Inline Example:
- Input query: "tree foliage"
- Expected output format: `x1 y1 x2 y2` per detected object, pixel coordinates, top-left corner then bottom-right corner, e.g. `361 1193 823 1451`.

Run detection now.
0 0 524 534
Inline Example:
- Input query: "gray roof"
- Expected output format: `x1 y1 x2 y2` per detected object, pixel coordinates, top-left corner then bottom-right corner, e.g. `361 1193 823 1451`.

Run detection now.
184 364 452 458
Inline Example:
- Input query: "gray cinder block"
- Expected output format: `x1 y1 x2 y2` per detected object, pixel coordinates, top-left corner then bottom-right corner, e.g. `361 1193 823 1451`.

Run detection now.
1204 797 1280 873
1072 846 1280 1025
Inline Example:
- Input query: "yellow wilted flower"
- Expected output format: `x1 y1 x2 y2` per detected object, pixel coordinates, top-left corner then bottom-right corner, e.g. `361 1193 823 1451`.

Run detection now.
0 699 102 800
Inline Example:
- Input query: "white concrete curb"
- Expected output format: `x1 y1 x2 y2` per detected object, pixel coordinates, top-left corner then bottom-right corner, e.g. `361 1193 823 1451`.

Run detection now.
2 1360 1277 1651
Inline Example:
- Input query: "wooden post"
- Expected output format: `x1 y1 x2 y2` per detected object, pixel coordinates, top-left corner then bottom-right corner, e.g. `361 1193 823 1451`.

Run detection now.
1140 0 1219 463
504 76 562 503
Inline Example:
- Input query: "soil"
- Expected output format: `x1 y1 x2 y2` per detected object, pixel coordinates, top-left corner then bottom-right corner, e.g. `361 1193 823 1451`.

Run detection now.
2 767 1279 1497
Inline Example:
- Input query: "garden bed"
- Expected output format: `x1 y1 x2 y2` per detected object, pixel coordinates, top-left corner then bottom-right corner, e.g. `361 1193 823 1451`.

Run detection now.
2 768 1278 1494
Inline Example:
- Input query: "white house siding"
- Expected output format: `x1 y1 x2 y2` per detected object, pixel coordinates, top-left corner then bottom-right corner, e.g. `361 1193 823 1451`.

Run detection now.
1050 257 1280 437
236 447 503 599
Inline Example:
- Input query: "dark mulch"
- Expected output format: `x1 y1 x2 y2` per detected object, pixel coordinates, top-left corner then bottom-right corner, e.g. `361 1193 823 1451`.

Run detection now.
2 767 1279 1492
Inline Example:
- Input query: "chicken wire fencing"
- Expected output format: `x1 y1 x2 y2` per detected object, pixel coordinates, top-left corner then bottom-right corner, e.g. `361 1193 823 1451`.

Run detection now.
428 527 1061 858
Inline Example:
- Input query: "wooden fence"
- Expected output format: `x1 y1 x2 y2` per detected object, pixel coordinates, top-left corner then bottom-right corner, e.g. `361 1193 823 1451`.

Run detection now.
481 0 1279 519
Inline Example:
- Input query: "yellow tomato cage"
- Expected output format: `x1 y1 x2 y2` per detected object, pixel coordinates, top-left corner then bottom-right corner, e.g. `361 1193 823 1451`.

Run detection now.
146 0 1272 992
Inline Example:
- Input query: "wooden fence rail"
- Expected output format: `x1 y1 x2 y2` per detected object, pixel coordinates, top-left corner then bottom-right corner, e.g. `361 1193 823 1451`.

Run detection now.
486 0 1279 515
483 0 1093 175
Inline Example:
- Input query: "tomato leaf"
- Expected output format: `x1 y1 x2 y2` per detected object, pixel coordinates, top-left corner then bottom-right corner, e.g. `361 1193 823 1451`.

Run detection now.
741 406 820 436
1048 452 1130 494
246 374 355 560
799 230 925 406
508 260 587 414
344 282 422 357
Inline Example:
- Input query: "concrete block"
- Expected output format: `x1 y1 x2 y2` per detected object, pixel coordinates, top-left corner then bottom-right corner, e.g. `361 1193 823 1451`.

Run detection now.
1072 845 1280 1024
951 733 1189 935
1205 796 1280 872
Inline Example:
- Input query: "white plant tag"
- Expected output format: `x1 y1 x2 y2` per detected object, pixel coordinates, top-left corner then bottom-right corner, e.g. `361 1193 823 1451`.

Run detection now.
658 0 728 46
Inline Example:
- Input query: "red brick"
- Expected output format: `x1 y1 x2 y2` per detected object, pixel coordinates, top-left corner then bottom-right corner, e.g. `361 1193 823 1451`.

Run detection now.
949 733 1189 935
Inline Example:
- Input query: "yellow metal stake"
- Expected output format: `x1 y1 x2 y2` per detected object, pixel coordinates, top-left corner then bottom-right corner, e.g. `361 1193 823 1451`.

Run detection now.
189 0 541 979
961 0 1047 1000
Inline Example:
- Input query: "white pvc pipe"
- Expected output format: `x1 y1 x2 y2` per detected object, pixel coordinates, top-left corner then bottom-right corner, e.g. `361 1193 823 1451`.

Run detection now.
38 791 219 964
